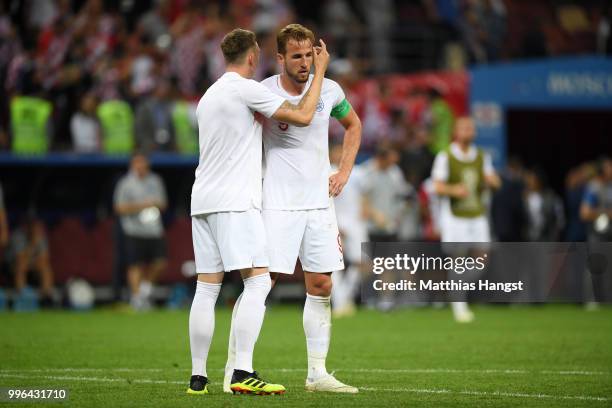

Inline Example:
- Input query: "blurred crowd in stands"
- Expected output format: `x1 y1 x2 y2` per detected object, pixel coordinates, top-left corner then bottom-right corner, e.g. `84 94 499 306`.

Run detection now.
0 0 609 153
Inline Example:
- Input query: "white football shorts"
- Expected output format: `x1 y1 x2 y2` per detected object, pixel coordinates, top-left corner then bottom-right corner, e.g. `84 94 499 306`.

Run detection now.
192 209 269 273
263 203 345 274
440 213 491 250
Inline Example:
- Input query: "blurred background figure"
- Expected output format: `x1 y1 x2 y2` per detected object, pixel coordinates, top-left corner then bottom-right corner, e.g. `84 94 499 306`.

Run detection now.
0 182 9 310
580 156 612 307
424 88 454 155
362 143 411 243
524 168 564 242
0 182 8 254
134 80 175 152
113 153 167 310
330 142 367 317
564 163 593 243
8 216 55 309
70 92 100 153
491 157 527 242
522 168 564 301
361 142 412 311
431 116 501 322
581 157 612 242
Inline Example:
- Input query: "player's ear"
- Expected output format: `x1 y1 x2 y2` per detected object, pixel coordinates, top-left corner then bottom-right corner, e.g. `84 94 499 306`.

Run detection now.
276 53 284 67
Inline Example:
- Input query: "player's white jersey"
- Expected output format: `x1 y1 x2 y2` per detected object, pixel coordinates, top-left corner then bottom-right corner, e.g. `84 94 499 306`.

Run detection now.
191 72 285 215
333 164 366 233
261 74 345 210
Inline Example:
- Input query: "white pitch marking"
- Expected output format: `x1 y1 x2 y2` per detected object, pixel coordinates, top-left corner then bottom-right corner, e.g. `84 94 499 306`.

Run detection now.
359 387 609 402
0 373 182 385
0 367 609 376
0 373 607 402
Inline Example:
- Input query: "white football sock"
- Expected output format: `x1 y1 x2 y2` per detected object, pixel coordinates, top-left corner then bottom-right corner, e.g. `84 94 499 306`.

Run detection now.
451 301 470 316
189 281 221 377
139 280 153 299
225 293 242 375
233 273 271 373
304 293 331 381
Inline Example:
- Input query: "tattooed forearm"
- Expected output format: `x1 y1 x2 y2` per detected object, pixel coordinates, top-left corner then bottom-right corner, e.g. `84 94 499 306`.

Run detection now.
280 85 314 111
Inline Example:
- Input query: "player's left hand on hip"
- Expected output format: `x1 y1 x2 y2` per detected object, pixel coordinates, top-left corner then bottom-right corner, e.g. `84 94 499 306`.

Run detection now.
329 171 349 197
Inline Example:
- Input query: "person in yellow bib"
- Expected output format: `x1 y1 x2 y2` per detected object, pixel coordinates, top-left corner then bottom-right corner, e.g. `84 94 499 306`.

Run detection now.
431 116 501 322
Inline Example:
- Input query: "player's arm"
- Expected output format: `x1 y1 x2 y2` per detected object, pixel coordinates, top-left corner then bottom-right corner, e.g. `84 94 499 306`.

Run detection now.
113 181 157 216
433 180 469 198
483 154 501 190
329 106 361 197
271 40 330 127
431 152 468 198
579 188 610 221
362 194 389 229
114 201 156 216
484 173 501 190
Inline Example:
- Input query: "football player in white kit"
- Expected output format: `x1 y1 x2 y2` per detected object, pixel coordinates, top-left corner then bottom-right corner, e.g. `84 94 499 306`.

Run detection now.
188 28 330 396
222 24 362 394
431 116 501 322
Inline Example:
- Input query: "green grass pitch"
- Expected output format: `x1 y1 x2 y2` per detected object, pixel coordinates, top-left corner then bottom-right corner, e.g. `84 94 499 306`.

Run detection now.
0 305 611 407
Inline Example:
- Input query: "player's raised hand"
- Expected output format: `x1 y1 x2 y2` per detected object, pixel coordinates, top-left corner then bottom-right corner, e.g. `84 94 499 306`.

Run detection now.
313 39 330 75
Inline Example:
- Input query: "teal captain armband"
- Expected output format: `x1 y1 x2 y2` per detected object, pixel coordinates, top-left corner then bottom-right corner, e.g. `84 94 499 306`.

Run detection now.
330 98 351 120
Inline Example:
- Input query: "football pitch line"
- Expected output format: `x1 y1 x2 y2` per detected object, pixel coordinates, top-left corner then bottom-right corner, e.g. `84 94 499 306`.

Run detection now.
0 372 608 403
0 367 609 376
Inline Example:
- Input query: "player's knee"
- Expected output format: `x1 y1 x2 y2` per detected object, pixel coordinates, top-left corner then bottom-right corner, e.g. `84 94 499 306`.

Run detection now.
307 276 332 297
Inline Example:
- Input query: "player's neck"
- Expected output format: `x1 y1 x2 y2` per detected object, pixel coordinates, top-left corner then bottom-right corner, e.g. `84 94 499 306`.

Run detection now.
226 65 253 79
279 73 306 96
457 142 471 153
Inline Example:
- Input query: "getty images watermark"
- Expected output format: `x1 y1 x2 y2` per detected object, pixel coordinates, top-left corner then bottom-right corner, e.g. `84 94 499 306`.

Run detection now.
361 242 612 303
371 253 523 293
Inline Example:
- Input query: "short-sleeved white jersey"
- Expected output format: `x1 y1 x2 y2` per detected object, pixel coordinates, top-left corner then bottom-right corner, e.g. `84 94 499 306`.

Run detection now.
261 74 346 210
191 72 285 215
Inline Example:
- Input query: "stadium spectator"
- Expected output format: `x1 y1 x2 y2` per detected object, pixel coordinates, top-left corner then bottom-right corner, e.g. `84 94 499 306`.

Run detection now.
113 153 168 310
168 4 206 98
597 2 612 55
480 0 507 62
0 0 605 155
8 216 55 307
134 80 175 152
136 0 172 48
520 18 550 59
70 92 100 152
